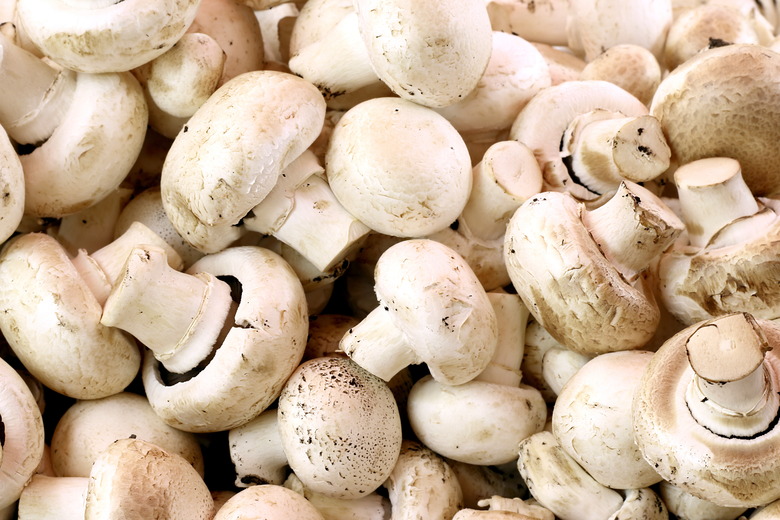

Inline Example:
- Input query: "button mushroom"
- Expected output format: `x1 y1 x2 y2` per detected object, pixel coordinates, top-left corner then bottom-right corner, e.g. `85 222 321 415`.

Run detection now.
213 484 324 520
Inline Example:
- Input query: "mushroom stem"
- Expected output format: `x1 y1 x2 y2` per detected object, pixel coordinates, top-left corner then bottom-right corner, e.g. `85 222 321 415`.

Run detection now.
460 140 543 241
474 292 528 387
562 110 671 194
229 409 289 487
581 181 684 281
675 157 761 249
339 306 421 382
685 313 780 437
17 475 88 520
0 32 76 144
100 245 233 374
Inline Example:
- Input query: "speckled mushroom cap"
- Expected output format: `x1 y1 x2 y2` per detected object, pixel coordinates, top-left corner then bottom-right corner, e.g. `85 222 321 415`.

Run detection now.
633 316 780 507
16 0 201 73
326 97 472 238
50 392 204 478
651 44 780 197
84 438 214 520
0 233 140 399
213 485 325 520
0 125 23 244
504 192 661 355
509 80 648 201
277 356 403 499
354 0 492 108
161 70 326 253
143 246 308 432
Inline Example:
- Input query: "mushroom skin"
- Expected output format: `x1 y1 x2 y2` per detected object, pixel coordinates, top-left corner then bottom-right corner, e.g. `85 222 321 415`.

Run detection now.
142 246 308 432
0 233 140 399
633 313 780 507
651 44 780 197
16 0 202 73
0 124 23 244
161 70 326 253
277 356 403 500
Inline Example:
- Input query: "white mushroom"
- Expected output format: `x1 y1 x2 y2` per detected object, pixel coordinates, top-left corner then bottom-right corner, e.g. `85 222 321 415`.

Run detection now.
341 239 498 385
284 472 388 520
658 480 748 520
54 188 133 256
229 408 289 487
213 484 324 520
0 356 45 510
485 0 569 46
580 44 662 107
17 475 88 520
0 123 24 244
15 0 201 72
277 356 403 499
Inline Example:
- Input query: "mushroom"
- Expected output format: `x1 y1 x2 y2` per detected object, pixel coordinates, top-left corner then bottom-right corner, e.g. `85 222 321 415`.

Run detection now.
658 480 748 520
50 392 204 478
135 245 308 432
15 0 201 72
277 356 403 499
446 460 529 510
160 70 326 254
229 408 289 487
0 34 148 217
658 157 780 325
17 475 88 520
0 123 24 244
326 97 472 238
485 0 569 46
633 313 780 507
54 187 133 256
509 80 651 201
384 440 463 520
284 472 388 520
551 350 662 490
0 356 45 510
651 43 780 197
84 438 214 519
504 181 684 354
340 239 498 385
452 495 555 520
539 346 591 397
406 292 546 466
579 44 662 107
213 484 324 520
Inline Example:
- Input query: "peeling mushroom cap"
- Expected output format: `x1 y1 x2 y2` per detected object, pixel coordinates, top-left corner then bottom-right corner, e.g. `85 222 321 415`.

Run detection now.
16 0 201 73
161 70 326 253
277 356 403 499
213 485 324 520
84 438 214 519
354 0 493 108
0 233 140 399
50 392 204 478
326 97 472 238
651 44 780 197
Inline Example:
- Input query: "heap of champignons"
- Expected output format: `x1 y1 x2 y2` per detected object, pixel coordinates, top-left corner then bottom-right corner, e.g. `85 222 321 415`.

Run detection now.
4 0 780 518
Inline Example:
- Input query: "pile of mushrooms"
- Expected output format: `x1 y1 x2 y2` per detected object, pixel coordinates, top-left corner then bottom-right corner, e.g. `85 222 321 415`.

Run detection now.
5 0 780 518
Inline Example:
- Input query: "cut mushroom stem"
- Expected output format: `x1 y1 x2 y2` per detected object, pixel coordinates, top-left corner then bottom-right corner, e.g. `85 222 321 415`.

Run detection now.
243 150 370 272
562 110 671 194
675 157 761 248
0 32 76 144
460 140 543 241
581 181 685 281
685 313 779 437
101 245 234 374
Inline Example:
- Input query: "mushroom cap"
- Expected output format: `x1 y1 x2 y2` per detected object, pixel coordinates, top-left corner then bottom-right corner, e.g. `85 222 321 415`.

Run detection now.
22 71 147 218
0 233 140 399
213 485 324 520
16 0 201 73
143 246 308 432
161 70 326 253
50 392 204 478
633 317 780 507
354 0 492 108
407 376 546 465
326 97 472 237
277 356 403 499
551 350 662 490
374 239 498 384
0 124 24 244
504 192 659 354
651 44 780 197
84 438 214 519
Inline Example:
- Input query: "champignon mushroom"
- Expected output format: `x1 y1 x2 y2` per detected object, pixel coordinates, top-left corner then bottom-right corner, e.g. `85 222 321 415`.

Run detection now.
633 312 780 507
504 181 684 354
229 408 289 487
137 245 308 432
659 157 780 325
15 0 201 72
17 475 88 520
55 188 133 256
651 44 780 197
0 123 24 244
161 70 326 254
0 356 45 510
485 0 569 46
340 239 498 385
213 484 324 520
284 472 388 520
326 97 472 238
658 480 748 520
277 356 402 499
579 44 662 107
